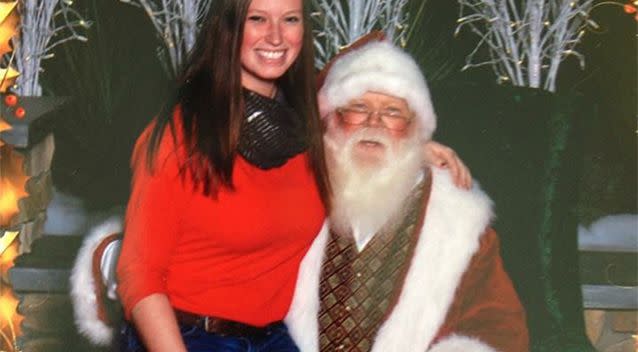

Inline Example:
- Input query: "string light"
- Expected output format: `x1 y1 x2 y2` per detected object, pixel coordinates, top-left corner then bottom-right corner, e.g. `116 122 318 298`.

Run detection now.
119 0 212 77
13 1 91 96
455 0 599 92
311 0 411 69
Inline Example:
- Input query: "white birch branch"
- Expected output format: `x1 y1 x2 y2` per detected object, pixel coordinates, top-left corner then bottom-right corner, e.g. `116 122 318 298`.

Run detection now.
119 0 211 77
311 0 417 69
455 0 596 92
12 0 91 96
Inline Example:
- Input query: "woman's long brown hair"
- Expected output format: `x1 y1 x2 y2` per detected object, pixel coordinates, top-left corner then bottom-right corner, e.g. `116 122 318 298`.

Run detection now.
146 0 331 210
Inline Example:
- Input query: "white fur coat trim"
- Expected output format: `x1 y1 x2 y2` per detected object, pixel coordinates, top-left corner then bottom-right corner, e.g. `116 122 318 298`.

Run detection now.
428 334 499 352
70 216 123 346
285 169 494 352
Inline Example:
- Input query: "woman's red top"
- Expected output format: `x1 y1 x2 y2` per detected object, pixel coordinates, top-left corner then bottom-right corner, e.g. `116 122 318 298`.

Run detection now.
116 113 325 326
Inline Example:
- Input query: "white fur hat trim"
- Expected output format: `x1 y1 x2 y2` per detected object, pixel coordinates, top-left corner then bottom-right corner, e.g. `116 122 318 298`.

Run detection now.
319 41 436 139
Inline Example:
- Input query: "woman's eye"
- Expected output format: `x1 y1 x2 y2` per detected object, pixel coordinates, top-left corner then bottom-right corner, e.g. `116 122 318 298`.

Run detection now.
285 16 301 23
247 15 266 23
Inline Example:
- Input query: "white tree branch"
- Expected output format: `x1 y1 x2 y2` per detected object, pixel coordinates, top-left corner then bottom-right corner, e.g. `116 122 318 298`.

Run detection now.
311 0 417 69
119 0 212 77
12 0 91 96
456 0 597 92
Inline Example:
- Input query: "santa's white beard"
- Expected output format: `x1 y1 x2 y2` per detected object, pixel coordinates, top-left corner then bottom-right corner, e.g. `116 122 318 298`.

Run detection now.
325 127 424 244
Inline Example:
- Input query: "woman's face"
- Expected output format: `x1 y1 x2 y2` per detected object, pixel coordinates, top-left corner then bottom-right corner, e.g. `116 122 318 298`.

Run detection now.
240 0 304 96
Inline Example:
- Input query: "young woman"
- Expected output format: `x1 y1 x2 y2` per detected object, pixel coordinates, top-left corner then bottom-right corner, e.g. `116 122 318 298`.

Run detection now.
116 1 469 351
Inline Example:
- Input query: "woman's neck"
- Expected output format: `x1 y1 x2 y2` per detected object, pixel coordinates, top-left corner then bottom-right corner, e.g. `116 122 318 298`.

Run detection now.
241 79 277 98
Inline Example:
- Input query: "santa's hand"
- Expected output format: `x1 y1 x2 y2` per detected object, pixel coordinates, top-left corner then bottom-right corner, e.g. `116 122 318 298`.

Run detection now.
423 141 472 189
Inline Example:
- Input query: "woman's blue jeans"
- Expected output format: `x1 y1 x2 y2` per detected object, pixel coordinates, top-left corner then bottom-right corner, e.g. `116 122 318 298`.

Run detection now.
120 321 300 352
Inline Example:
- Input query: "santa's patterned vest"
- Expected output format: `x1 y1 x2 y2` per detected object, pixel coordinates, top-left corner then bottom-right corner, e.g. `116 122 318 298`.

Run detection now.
318 177 430 352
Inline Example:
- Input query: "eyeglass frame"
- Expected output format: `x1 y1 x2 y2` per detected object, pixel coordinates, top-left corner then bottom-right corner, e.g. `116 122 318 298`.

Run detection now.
335 105 414 131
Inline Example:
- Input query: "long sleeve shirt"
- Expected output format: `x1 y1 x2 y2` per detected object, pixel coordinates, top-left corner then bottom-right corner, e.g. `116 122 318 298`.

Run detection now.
116 115 325 326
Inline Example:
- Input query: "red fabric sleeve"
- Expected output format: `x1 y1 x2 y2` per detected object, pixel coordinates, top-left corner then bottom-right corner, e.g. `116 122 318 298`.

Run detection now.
116 119 187 320
438 228 530 352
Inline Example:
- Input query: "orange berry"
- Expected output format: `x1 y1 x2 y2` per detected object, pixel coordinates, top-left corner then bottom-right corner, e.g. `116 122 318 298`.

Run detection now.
15 107 25 119
4 94 17 107
624 4 637 13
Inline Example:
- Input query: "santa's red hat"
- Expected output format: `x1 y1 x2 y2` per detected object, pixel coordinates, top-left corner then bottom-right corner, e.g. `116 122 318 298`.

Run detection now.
318 35 436 140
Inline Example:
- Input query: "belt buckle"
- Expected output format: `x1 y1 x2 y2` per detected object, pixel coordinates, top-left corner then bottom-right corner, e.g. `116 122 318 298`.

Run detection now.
204 317 230 336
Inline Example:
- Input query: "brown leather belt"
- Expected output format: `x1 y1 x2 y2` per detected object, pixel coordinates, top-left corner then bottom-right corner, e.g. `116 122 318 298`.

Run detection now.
173 308 279 337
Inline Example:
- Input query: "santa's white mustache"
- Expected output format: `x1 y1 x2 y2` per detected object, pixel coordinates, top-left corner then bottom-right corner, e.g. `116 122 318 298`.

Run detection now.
343 128 393 152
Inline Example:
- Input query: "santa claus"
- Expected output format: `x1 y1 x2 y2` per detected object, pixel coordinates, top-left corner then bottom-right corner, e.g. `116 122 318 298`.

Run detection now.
284 39 529 352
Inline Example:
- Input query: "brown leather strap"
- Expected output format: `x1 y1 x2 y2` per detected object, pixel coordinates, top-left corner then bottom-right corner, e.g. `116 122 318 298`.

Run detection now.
91 233 123 325
173 309 280 337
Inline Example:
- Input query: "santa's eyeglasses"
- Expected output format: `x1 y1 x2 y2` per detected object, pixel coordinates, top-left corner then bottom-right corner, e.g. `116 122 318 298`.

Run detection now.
336 105 413 131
